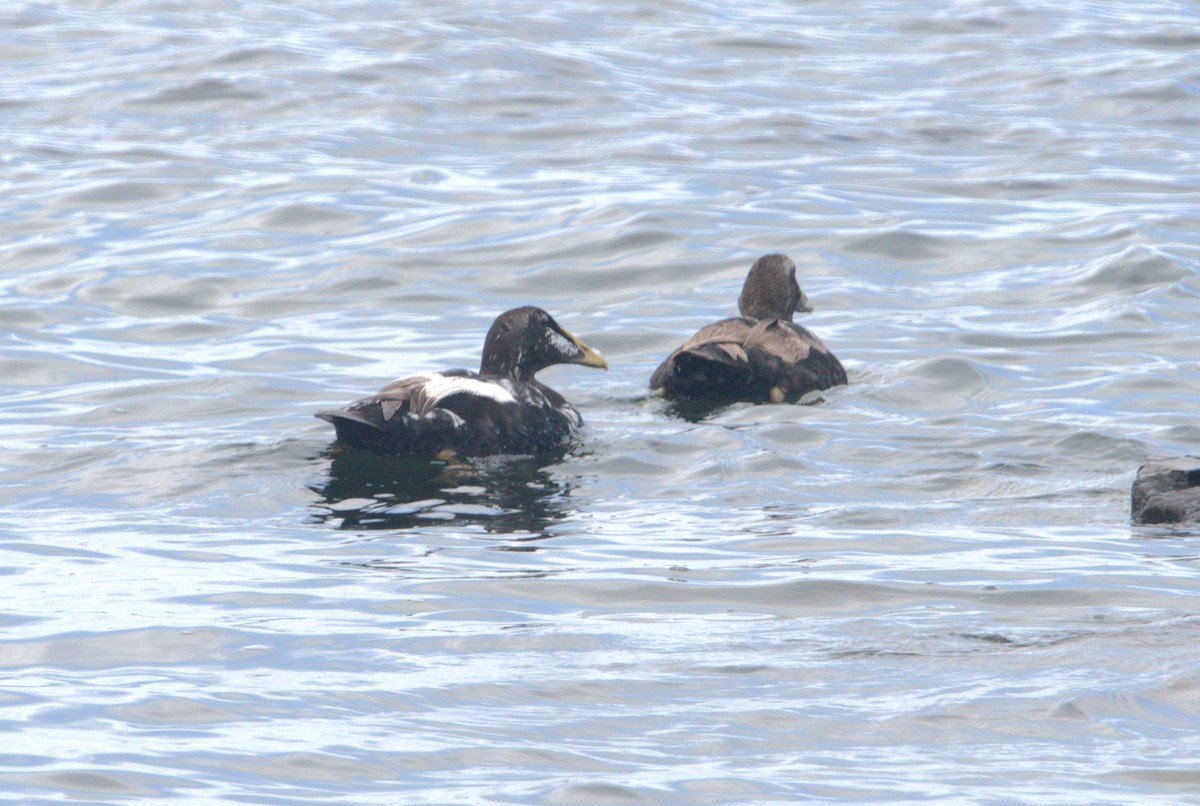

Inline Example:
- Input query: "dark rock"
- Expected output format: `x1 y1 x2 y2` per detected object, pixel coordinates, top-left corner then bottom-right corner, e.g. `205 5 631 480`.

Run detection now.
1131 457 1200 524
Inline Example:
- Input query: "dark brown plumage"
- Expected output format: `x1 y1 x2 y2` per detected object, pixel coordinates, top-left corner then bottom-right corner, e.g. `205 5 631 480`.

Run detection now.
317 307 607 456
649 254 846 403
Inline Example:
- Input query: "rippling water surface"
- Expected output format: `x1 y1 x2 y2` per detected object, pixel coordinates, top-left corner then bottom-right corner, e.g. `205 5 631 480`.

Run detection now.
3 1 1200 802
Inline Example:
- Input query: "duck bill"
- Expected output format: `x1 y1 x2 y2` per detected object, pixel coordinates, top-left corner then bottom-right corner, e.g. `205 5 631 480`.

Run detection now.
795 291 814 314
567 331 608 370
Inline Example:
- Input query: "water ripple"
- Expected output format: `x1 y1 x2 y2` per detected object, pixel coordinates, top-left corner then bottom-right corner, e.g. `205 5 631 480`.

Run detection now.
3 0 1200 802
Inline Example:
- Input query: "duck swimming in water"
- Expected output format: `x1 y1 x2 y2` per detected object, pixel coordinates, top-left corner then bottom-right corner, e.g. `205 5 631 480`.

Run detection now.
318 306 607 456
649 254 846 403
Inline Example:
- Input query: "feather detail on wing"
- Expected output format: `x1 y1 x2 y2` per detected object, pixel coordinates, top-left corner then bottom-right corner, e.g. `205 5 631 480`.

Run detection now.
649 317 845 401
317 370 580 455
409 373 518 414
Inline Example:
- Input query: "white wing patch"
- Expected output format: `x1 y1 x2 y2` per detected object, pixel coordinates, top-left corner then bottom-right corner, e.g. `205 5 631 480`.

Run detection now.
419 373 518 407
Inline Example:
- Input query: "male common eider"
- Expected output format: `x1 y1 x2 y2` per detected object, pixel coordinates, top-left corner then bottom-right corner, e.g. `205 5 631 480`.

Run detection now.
649 254 846 403
317 306 607 456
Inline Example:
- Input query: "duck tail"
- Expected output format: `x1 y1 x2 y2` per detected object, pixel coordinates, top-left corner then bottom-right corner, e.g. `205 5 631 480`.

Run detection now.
657 345 755 399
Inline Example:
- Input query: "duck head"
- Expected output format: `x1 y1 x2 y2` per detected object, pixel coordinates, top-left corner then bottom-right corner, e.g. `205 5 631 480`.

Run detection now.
480 306 608 381
737 253 813 321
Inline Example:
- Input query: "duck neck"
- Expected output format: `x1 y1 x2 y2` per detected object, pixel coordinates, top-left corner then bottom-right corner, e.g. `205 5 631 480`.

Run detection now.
480 352 534 381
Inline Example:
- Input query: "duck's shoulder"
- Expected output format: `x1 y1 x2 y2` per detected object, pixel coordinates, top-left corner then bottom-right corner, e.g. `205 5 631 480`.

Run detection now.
407 371 515 412
426 373 580 449
374 372 437 402
676 317 830 360
746 320 847 388
734 318 823 361
377 370 567 414
333 370 500 421
677 316 756 351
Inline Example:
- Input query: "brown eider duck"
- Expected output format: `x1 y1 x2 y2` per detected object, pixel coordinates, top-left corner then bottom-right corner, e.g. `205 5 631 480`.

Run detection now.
317 306 607 456
649 254 846 403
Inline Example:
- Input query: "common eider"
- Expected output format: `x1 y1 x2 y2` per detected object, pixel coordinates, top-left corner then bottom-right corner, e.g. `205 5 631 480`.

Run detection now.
649 254 846 403
317 306 607 456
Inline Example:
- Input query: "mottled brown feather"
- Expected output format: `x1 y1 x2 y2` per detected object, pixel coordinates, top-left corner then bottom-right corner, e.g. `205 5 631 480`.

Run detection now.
649 254 846 403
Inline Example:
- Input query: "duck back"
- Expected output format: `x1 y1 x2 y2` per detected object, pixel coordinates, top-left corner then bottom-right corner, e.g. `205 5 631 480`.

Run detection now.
650 317 846 403
317 370 581 456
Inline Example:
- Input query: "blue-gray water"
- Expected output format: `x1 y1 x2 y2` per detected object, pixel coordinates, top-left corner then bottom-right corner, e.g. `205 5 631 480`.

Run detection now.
3 1 1200 802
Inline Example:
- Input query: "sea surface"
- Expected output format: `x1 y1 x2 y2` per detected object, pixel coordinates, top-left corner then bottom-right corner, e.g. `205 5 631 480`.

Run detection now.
3 1 1200 802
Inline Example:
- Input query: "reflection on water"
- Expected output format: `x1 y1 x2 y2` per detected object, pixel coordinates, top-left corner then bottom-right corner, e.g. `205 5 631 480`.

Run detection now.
6 0 1200 801
658 396 736 423
659 388 835 423
309 449 577 536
